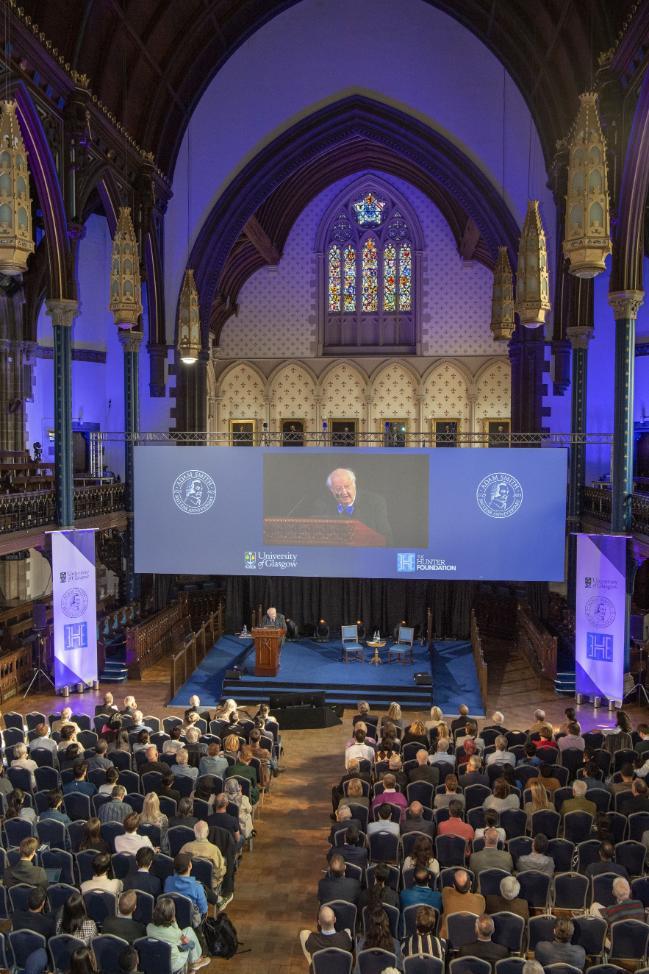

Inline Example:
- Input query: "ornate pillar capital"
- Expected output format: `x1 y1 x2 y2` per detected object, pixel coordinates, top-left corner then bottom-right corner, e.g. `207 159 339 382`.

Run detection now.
608 289 645 320
567 326 594 350
119 329 144 353
45 298 79 328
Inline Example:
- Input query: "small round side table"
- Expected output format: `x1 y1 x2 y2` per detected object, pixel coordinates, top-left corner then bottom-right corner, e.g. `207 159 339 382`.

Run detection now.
367 639 386 665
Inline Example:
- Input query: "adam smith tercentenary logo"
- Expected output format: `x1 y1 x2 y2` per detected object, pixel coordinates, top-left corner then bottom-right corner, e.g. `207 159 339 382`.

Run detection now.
172 469 216 515
585 595 616 629
476 472 523 519
61 587 88 619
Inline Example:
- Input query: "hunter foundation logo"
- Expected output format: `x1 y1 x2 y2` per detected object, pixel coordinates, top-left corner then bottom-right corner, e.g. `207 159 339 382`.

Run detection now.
172 469 217 515
476 472 524 519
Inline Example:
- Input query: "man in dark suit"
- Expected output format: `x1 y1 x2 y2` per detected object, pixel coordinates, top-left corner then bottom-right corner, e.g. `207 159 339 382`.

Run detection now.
317 467 392 545
11 886 56 938
123 847 162 897
262 606 286 629
4 837 48 890
617 778 649 817
585 841 629 880
317 853 361 905
458 914 508 967
482 711 508 737
451 705 470 736
401 801 435 839
139 745 170 777
327 826 368 870
332 759 372 812
408 750 440 786
459 755 490 789
102 890 146 943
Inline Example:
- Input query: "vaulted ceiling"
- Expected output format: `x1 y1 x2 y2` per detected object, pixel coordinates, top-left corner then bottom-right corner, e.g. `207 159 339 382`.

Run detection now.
21 0 634 177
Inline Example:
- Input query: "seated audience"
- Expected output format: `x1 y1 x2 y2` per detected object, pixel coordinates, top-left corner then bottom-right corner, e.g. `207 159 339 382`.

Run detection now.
338 776 368 810
458 914 508 966
594 876 645 926
400 866 441 911
402 719 429 748
78 816 110 853
124 845 162 897
408 749 439 785
101 890 146 943
38 788 71 826
516 833 554 875
11 885 56 938
371 773 408 819
485 875 529 920
56 891 98 946
317 852 361 905
146 895 208 972
483 777 520 812
433 773 465 810
80 851 123 895
367 803 400 838
459 755 489 788
585 840 629 880
428 738 455 770
439 869 485 938
299 905 353 966
402 834 440 877
535 918 586 970
437 798 474 843
486 735 515 766
63 761 97 796
355 904 401 964
558 721 585 751
527 709 554 736
559 779 597 818
344 727 375 768
401 801 435 838
98 785 133 823
114 812 155 855
11 743 38 789
180 820 227 893
473 808 505 846
164 852 208 924
402 904 444 960
469 826 513 876
4 836 48 890
358 861 399 911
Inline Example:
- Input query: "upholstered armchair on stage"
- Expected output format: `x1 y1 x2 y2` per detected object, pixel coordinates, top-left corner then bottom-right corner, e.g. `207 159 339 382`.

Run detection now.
387 625 415 664
341 624 364 663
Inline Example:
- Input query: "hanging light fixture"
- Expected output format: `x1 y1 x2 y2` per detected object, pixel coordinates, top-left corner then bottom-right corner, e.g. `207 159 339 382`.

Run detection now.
563 91 611 278
177 268 201 364
490 246 515 341
109 206 142 328
0 101 34 276
515 200 551 327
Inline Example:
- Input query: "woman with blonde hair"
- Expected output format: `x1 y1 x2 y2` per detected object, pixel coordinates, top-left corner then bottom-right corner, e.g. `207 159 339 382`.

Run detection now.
338 777 369 810
523 776 552 829
402 720 428 748
223 734 240 759
384 702 402 727
141 791 169 835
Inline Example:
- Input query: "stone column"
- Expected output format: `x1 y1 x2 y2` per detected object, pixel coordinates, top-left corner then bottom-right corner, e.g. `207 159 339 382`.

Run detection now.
415 393 425 445
508 324 545 440
364 394 374 444
46 299 78 527
313 396 323 445
566 326 593 607
467 384 478 447
608 290 644 533
213 396 224 442
119 330 142 604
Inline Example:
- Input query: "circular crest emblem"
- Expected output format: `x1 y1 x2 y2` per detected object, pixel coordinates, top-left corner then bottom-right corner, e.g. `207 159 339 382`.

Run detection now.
585 595 616 629
172 469 217 515
61 587 88 619
476 472 524 519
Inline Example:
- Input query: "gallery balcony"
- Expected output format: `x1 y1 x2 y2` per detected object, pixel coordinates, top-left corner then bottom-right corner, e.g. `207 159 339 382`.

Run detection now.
0 482 127 555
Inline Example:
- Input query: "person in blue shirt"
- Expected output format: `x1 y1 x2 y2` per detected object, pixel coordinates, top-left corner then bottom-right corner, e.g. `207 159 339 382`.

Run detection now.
38 789 71 825
400 866 442 912
163 852 208 925
62 762 97 797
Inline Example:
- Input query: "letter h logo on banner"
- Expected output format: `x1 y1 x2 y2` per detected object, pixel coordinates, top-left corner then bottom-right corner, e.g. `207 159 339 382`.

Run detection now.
586 631 614 663
63 622 88 651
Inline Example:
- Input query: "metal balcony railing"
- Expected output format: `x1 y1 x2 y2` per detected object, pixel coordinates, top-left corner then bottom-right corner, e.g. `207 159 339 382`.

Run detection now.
581 485 649 535
0 483 126 535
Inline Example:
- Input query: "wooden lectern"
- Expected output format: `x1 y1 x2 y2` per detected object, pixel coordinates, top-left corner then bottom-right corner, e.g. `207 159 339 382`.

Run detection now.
252 626 286 676
264 517 385 546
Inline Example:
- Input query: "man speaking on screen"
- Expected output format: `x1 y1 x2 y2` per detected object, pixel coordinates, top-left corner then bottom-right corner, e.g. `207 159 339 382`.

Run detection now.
319 467 393 545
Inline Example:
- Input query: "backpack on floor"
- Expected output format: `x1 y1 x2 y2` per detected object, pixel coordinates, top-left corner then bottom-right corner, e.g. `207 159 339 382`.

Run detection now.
203 912 241 958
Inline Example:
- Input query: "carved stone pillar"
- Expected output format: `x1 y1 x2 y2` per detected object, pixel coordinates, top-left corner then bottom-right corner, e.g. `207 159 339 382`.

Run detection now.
313 396 323 444
608 290 644 533
147 343 167 398
364 395 374 442
214 396 224 441
467 384 478 446
46 298 79 527
415 393 425 444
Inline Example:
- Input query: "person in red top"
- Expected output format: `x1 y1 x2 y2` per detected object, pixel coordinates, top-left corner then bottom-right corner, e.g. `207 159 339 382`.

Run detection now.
438 799 474 846
533 727 559 750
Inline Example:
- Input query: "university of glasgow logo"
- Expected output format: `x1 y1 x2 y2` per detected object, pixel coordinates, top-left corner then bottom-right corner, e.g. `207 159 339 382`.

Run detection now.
397 553 417 573
172 469 216 515
476 472 523 519
61 587 88 619
244 551 257 569
585 595 616 629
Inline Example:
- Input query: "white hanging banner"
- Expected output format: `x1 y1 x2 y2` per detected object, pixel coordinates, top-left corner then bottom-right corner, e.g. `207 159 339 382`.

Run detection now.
575 532 626 702
51 529 98 690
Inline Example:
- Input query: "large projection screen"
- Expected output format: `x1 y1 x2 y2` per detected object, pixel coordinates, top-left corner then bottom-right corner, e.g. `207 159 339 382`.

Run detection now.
134 446 567 580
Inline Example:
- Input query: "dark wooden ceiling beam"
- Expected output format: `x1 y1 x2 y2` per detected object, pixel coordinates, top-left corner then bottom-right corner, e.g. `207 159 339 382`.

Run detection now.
243 215 281 265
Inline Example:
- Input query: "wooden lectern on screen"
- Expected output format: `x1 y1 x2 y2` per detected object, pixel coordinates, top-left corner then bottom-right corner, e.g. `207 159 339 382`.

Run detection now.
252 626 286 676
263 517 385 546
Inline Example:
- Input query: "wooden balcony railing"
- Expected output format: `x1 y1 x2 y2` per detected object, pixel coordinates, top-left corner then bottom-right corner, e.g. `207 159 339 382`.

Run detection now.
470 609 488 709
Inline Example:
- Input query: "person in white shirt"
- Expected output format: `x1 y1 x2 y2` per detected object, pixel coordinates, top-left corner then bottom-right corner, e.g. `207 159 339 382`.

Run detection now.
486 736 515 766
170 748 199 781
344 728 374 770
114 813 156 856
80 851 123 896
428 738 455 768
11 743 38 790
557 722 585 751
28 723 58 756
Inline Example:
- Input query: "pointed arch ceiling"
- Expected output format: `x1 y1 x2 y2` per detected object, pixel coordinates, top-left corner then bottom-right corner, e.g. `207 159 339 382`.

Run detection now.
21 1 634 177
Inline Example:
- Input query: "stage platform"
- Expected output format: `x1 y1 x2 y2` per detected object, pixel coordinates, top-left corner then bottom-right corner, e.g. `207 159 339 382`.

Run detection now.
169 634 485 714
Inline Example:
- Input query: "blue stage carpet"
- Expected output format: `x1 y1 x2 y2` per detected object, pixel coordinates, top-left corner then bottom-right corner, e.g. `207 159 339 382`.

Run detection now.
169 635 484 715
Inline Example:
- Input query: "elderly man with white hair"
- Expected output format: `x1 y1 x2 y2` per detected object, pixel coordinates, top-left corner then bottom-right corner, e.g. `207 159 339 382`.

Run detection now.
483 711 508 736
184 694 211 724
319 466 392 543
179 820 226 895
485 735 515 766
485 875 529 920
428 737 455 769
51 706 82 735
299 904 353 963
458 914 507 966
10 743 38 789
591 876 646 926
528 708 554 736
559 778 597 818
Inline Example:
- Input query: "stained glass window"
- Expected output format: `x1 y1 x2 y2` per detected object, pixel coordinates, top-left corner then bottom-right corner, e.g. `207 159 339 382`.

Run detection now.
399 241 412 311
328 244 341 312
343 244 356 312
353 192 386 226
362 237 378 312
383 241 397 312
